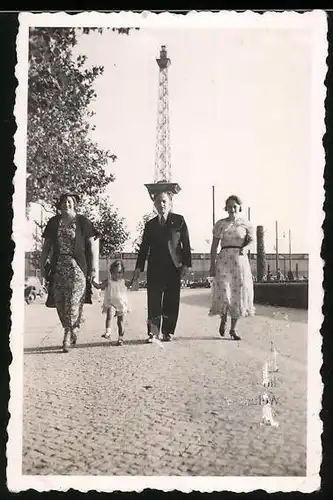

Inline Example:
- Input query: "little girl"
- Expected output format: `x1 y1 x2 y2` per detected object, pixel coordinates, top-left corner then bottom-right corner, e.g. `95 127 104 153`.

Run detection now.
92 259 130 345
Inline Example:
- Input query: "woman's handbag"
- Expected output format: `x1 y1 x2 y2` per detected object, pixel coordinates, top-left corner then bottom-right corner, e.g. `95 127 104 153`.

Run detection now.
45 282 56 308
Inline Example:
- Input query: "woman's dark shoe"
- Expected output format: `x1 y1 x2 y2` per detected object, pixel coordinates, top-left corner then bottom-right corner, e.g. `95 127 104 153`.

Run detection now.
162 333 172 342
219 321 226 337
70 331 77 345
229 330 241 340
62 332 71 353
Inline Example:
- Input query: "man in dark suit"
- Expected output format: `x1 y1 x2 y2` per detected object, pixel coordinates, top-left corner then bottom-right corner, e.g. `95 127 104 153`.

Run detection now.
132 191 192 342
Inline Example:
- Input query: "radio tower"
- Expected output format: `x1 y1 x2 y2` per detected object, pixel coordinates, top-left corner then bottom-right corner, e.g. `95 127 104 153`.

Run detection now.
145 45 180 200
155 45 171 182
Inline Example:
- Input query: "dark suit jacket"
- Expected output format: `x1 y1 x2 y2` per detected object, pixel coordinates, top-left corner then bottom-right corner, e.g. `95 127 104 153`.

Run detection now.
135 213 192 277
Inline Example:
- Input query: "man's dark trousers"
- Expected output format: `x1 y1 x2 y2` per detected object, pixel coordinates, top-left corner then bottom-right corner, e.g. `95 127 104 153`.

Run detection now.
147 265 181 336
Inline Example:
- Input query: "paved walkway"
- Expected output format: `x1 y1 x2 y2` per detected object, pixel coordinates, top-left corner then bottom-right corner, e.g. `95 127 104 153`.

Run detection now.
23 289 307 476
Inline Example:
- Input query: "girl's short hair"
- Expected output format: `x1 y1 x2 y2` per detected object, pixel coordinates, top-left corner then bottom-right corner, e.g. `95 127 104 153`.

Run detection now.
109 259 125 274
225 195 242 212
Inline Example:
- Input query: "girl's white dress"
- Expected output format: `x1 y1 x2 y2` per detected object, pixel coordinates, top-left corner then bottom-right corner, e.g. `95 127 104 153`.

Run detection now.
210 217 255 318
102 278 130 315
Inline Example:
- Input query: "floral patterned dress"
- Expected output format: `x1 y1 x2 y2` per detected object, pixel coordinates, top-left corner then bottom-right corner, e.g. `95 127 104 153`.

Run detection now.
53 218 86 331
210 217 255 318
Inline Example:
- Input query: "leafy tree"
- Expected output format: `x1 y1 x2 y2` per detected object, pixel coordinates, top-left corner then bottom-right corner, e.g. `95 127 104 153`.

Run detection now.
26 26 138 209
86 198 129 257
132 212 156 253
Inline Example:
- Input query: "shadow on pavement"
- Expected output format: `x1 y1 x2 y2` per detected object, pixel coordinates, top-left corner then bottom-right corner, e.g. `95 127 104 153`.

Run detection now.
175 336 234 341
23 336 236 354
24 338 149 354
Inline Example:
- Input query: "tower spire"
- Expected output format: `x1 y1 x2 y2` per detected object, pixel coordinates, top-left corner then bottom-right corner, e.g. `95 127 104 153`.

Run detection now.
145 45 180 201
155 45 171 183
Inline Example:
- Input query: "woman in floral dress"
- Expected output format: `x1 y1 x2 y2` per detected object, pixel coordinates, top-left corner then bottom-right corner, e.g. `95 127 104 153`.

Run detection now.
40 193 98 352
209 195 255 340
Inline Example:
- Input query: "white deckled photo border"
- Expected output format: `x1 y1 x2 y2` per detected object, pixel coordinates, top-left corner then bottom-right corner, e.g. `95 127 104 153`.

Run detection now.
8 10 326 493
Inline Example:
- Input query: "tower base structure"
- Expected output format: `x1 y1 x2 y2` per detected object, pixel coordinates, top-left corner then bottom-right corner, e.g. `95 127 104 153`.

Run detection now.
145 182 181 201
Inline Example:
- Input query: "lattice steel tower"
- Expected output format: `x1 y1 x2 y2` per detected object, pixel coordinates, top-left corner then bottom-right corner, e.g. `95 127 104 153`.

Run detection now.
154 45 172 182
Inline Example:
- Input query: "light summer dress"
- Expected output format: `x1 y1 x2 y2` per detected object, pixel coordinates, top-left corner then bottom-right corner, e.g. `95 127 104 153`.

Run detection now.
210 217 255 318
102 278 130 316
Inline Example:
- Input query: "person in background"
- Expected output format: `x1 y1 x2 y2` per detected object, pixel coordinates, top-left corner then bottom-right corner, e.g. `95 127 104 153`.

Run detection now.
40 193 98 352
92 259 130 346
287 269 294 281
132 190 192 343
276 268 283 281
209 195 255 340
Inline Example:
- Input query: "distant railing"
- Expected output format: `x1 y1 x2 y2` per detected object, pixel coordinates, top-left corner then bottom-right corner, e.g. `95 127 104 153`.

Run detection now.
254 282 308 309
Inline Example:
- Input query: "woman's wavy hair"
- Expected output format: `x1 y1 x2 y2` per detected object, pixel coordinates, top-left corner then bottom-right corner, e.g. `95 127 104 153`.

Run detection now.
56 192 80 212
224 195 242 212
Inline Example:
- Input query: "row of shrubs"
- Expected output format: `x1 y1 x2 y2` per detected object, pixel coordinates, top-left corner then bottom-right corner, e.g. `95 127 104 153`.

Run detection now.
254 282 308 309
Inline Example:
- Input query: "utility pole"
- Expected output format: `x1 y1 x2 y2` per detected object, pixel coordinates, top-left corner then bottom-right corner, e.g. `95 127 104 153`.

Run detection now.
212 185 215 226
275 220 279 274
288 229 292 271
247 207 251 261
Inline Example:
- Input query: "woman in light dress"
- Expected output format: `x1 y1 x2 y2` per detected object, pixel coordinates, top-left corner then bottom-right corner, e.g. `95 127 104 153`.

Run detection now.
209 195 255 340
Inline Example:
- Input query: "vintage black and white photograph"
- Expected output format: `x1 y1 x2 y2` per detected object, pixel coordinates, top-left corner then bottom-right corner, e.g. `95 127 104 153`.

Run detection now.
8 11 325 493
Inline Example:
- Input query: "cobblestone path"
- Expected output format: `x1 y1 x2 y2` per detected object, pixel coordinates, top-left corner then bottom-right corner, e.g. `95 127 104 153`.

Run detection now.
23 289 307 476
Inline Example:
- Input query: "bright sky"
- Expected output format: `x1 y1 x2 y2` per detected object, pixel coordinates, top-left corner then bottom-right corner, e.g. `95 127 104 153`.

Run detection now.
27 26 313 254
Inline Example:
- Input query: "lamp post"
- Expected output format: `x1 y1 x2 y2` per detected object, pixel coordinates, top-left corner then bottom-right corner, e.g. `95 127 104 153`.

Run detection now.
212 185 215 226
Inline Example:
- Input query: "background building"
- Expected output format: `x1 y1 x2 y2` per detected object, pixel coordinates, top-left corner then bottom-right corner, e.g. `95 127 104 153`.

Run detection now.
25 251 309 281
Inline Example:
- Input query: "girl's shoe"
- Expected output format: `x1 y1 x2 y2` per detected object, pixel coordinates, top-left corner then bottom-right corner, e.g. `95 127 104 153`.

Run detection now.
101 333 111 339
62 332 71 353
117 337 124 346
229 329 241 340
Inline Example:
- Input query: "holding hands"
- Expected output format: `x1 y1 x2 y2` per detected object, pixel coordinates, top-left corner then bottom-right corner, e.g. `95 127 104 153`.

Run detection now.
180 265 188 280
130 268 141 288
